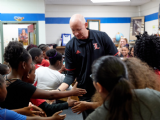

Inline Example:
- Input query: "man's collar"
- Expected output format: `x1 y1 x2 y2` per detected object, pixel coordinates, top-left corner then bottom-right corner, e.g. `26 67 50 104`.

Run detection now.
86 28 94 40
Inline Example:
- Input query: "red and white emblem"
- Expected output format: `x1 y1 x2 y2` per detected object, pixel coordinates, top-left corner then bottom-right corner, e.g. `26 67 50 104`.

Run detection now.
76 50 81 54
93 43 100 50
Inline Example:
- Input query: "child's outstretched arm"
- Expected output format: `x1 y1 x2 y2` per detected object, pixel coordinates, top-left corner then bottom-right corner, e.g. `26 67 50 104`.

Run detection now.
27 111 66 120
71 101 101 114
31 82 86 100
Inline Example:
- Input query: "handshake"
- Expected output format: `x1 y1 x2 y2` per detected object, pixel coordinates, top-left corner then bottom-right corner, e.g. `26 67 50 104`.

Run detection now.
67 97 88 114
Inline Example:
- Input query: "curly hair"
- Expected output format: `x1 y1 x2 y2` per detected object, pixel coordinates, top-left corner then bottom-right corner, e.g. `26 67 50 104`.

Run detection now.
123 57 160 91
134 32 160 70
92 57 160 105
4 41 30 69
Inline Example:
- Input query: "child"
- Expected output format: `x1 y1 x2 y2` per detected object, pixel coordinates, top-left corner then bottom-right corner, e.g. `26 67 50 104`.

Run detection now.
26 44 37 51
121 44 129 58
28 48 43 69
0 41 86 112
129 46 134 57
134 32 160 75
123 57 160 91
38 44 66 73
38 44 50 67
35 49 72 90
117 37 128 56
0 63 10 76
86 56 160 120
0 74 67 120
23 64 76 116
72 57 160 115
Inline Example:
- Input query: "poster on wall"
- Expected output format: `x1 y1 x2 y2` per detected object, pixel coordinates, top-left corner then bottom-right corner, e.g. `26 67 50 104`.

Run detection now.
61 34 71 46
129 17 144 43
18 28 28 46
132 19 142 36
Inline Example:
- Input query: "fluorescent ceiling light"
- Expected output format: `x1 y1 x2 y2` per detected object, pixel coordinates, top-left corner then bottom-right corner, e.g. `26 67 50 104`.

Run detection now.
91 0 130 3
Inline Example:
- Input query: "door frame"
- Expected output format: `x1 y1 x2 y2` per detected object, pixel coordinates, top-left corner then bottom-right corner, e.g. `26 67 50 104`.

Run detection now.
0 21 39 63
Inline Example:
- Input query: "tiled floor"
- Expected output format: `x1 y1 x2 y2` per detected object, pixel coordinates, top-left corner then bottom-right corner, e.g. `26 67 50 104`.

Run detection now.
60 107 83 120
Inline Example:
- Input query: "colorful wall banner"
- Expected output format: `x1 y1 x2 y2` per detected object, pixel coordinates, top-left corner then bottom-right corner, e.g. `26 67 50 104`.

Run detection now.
0 13 45 21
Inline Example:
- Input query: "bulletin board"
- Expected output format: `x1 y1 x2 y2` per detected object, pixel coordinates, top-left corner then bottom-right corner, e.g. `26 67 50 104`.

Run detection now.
87 20 100 31
61 33 71 46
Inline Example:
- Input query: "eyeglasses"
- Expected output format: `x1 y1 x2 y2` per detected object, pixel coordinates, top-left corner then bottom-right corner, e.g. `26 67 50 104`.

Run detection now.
90 74 94 80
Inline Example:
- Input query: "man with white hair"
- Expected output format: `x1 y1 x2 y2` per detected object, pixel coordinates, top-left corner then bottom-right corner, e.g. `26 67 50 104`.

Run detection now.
58 14 118 119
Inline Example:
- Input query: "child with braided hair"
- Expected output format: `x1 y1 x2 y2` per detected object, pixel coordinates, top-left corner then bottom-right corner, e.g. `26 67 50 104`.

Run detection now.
134 32 160 75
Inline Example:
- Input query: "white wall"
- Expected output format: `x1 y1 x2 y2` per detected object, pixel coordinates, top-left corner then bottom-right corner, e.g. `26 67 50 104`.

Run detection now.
0 0 46 44
45 5 138 44
38 21 46 44
139 0 160 35
0 0 45 13
0 0 46 63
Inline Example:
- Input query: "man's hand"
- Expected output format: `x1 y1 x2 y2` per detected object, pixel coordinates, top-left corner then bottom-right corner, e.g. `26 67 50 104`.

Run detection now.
51 111 66 120
67 97 77 107
71 82 87 96
71 101 88 114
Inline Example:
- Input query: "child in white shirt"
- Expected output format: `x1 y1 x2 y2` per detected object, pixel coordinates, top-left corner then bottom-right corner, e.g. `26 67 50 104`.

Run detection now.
35 49 72 90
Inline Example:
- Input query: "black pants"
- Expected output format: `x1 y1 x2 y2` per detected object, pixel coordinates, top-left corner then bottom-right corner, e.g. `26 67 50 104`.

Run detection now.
82 109 94 120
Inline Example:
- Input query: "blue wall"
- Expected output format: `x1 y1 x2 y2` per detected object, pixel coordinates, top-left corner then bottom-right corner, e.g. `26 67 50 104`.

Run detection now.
145 12 158 22
45 17 131 24
0 13 45 21
45 12 159 24
0 12 158 23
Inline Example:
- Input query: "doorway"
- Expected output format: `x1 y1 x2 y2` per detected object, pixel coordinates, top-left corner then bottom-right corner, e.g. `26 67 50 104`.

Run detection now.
0 21 39 63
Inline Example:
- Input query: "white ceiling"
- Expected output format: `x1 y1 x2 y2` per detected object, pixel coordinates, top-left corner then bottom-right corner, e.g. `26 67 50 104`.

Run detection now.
45 0 153 6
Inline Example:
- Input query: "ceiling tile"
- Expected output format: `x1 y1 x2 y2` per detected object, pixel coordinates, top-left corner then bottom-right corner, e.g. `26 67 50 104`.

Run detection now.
45 0 151 6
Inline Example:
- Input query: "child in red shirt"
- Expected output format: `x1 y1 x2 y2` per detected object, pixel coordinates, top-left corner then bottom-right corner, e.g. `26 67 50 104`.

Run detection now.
26 50 76 116
28 47 43 69
38 44 50 67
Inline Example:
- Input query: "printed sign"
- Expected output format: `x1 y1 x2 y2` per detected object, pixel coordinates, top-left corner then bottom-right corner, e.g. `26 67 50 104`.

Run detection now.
14 16 24 21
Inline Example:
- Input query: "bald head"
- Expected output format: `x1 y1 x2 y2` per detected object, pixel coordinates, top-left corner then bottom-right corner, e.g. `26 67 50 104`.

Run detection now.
70 14 89 40
70 14 86 25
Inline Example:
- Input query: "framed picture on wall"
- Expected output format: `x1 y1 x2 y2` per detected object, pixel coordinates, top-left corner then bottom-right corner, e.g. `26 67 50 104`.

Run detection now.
87 20 100 31
129 17 145 43
18 28 28 46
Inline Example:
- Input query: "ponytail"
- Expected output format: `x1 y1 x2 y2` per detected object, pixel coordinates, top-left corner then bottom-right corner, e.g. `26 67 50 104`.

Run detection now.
106 78 133 120
92 56 132 120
